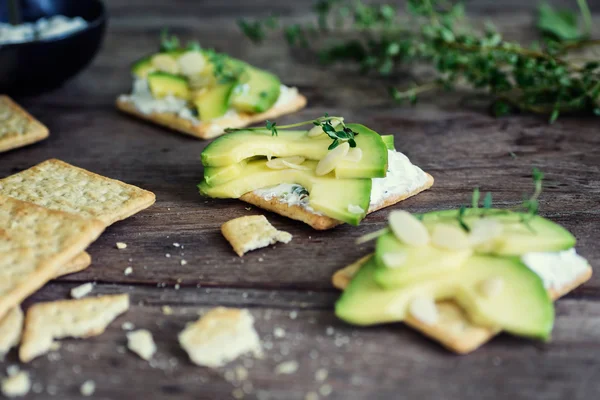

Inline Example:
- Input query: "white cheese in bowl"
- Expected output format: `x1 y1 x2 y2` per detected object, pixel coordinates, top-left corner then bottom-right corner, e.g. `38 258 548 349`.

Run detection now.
0 15 88 45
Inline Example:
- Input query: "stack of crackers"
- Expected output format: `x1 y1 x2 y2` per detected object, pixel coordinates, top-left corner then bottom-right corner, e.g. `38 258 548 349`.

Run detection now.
0 159 155 363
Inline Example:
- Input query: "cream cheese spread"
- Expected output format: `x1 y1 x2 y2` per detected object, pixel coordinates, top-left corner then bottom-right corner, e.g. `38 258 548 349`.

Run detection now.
0 16 87 45
119 80 299 126
253 150 428 213
522 248 590 291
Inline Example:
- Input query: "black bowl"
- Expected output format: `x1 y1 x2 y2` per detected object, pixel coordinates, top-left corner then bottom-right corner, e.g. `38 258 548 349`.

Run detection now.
0 0 106 96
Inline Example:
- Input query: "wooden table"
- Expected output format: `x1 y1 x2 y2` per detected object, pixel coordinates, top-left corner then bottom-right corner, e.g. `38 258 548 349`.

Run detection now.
2 0 599 398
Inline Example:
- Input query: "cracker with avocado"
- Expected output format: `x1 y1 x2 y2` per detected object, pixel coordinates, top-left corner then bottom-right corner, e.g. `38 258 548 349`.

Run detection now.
116 92 307 140
20 294 130 362
0 195 105 322
0 159 156 226
0 96 49 153
240 173 434 230
332 254 592 354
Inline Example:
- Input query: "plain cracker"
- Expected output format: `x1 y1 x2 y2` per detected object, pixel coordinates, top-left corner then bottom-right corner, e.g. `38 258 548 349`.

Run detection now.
19 294 130 362
58 252 92 277
0 96 49 153
116 93 307 140
240 173 434 230
179 307 262 368
332 254 593 354
0 195 105 321
0 159 156 226
221 215 292 256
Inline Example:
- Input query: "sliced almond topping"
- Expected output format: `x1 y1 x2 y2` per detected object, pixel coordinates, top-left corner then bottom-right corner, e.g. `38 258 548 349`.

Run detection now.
431 224 471 251
281 160 311 171
388 210 430 247
469 218 504 246
479 277 504 298
266 156 306 170
409 296 438 325
307 118 343 137
315 142 350 176
177 51 206 76
344 147 363 163
151 54 180 74
382 252 407 269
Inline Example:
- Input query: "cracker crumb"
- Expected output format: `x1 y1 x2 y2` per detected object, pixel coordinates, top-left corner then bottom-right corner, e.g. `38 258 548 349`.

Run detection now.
165 253 171 258
232 388 245 399
1 370 30 398
70 283 94 299
116 242 127 250
319 384 332 396
325 327 334 336
235 366 248 381
258 257 264 262
180 259 188 266
173 243 180 247
305 392 319 400
80 380 95 396
174 284 180 290
315 368 328 382
289 311 298 320
162 306 174 315
127 330 157 361
124 267 133 276
121 322 135 331
275 360 298 375
273 327 286 338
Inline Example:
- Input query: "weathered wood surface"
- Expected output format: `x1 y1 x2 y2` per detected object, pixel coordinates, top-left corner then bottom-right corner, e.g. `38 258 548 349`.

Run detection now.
1 0 600 398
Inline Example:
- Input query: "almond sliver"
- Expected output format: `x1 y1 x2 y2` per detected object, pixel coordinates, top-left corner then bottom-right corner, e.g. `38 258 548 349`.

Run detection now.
151 54 180 74
388 210 430 247
431 224 471 250
382 252 407 269
344 147 363 163
469 218 504 246
315 142 350 176
266 156 306 170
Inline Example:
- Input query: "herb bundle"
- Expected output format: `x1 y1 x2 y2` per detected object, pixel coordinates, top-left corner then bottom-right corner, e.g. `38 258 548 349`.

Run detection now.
240 0 600 121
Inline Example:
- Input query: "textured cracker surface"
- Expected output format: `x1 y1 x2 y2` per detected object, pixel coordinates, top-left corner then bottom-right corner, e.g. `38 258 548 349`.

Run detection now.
20 294 130 362
179 307 262 368
0 308 23 359
0 195 105 321
332 255 593 354
221 215 292 256
0 96 49 153
116 93 307 140
240 173 435 230
57 252 92 277
0 159 156 226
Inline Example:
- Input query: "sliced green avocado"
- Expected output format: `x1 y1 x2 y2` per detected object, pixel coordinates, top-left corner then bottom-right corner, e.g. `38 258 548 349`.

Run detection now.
131 56 154 79
420 209 576 255
335 255 553 340
199 159 371 225
147 72 190 100
373 232 472 288
193 82 236 121
203 160 248 187
201 124 388 180
230 67 281 113
381 135 395 151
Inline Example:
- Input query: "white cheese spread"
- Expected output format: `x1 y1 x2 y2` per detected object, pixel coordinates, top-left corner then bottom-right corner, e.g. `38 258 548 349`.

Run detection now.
119 80 299 126
253 150 428 213
522 248 590 291
0 15 87 45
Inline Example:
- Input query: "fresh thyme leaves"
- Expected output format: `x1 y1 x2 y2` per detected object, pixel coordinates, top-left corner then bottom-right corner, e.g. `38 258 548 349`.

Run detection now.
204 49 244 84
471 187 480 209
160 29 180 52
225 115 358 150
240 0 600 120
266 120 278 136
483 192 493 209
458 206 470 232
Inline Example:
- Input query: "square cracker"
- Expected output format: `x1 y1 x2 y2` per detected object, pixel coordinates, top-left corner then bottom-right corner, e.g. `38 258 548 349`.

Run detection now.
240 173 434 230
20 294 130 362
0 96 49 153
0 195 105 321
332 254 593 354
221 215 292 257
0 159 156 226
116 93 307 140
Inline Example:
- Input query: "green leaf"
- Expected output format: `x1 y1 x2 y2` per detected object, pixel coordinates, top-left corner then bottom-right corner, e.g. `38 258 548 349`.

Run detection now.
471 187 480 208
483 192 493 209
537 3 582 42
328 139 340 150
160 29 180 52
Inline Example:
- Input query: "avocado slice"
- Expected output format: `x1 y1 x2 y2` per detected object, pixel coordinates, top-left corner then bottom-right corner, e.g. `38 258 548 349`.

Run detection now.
131 56 155 79
201 124 388 180
381 135 395 151
420 209 576 255
204 160 249 187
230 67 281 113
335 255 553 340
193 82 236 121
373 232 472 289
199 159 371 225
147 72 191 100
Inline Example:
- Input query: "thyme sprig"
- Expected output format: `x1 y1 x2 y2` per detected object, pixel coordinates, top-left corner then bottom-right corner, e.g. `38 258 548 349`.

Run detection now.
240 0 600 120
225 115 358 150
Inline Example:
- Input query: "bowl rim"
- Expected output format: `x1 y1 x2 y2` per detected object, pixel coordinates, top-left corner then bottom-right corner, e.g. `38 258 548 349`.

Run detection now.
0 0 107 49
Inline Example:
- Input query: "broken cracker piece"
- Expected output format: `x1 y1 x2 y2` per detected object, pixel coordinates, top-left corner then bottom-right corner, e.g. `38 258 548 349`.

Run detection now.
179 307 262 368
0 95 49 153
1 369 30 398
0 159 155 226
57 252 93 277
0 308 23 360
127 329 156 361
221 215 292 257
19 294 130 363
70 283 94 299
